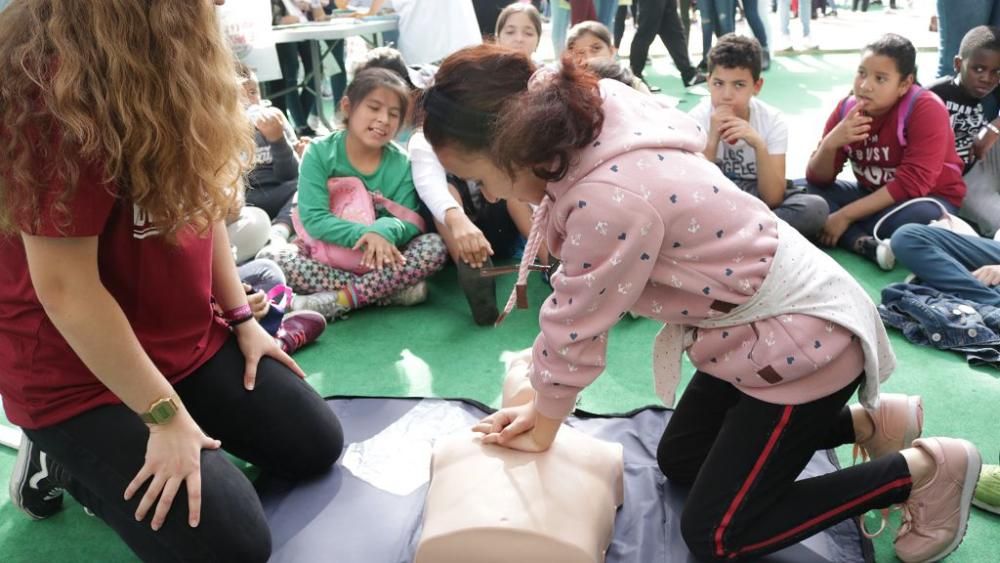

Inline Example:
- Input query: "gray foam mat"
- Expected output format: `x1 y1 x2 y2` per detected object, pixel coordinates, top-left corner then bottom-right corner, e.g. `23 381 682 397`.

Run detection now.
258 397 872 563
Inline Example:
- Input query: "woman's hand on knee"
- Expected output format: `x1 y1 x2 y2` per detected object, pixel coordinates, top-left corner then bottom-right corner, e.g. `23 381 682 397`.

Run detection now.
124 411 221 531
234 320 307 390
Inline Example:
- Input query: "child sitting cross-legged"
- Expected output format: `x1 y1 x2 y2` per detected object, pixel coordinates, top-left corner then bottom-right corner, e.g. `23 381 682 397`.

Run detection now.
805 34 967 268
259 68 448 320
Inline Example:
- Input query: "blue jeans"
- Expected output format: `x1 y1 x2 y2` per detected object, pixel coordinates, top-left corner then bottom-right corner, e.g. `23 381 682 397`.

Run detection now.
804 180 958 249
778 0 812 37
891 224 1000 307
551 0 571 55
741 0 769 48
596 0 619 28
699 0 736 58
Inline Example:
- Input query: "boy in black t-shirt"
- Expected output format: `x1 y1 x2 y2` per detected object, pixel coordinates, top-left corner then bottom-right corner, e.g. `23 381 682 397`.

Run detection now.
928 25 1000 173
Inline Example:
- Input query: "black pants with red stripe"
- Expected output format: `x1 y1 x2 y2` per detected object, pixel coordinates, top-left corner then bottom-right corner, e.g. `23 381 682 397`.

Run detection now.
658 371 912 561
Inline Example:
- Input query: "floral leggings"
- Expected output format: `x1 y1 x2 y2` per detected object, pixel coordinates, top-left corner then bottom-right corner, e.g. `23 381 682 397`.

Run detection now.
269 233 448 307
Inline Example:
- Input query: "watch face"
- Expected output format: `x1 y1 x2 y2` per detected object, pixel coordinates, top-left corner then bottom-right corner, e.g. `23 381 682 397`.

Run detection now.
150 400 177 424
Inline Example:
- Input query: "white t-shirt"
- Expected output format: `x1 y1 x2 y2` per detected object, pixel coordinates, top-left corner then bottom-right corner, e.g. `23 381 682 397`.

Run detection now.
385 0 482 65
687 97 788 182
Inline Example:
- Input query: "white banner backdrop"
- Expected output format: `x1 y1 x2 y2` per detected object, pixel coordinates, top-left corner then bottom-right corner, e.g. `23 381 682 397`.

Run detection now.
217 0 282 82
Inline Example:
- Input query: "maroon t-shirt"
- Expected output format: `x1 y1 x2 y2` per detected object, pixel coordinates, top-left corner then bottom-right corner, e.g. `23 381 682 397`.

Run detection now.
806 90 967 209
0 160 229 429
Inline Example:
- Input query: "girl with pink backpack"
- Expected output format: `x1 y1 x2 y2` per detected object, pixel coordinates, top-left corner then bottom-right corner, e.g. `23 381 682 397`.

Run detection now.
260 68 448 320
805 34 967 269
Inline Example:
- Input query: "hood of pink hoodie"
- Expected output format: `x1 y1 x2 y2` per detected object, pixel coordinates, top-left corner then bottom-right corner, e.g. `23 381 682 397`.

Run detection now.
546 79 708 198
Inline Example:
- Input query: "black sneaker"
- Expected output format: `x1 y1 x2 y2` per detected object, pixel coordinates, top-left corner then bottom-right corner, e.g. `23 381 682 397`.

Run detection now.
685 72 708 88
854 236 880 264
762 50 771 72
9 434 64 520
636 76 662 93
456 260 499 326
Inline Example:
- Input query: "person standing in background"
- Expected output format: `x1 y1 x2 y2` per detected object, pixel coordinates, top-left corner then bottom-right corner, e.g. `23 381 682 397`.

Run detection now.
629 0 707 90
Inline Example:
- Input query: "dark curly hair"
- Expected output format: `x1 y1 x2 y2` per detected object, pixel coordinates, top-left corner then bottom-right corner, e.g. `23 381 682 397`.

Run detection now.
707 33 762 82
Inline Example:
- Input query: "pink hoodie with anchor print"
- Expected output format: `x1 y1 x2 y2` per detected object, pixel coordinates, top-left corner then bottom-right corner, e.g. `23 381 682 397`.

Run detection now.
529 79 864 420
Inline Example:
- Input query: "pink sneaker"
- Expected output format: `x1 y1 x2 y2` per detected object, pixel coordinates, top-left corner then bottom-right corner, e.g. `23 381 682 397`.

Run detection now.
277 310 327 354
854 394 923 463
894 438 982 563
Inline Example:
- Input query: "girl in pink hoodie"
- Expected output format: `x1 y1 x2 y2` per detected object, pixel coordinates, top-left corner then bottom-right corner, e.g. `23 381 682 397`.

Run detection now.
422 45 980 562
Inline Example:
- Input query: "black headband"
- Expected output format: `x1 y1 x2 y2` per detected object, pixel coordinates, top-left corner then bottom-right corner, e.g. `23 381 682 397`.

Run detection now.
422 88 496 143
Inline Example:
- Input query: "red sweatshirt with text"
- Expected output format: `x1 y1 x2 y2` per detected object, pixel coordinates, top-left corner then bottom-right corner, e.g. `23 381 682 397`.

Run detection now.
806 89 966 208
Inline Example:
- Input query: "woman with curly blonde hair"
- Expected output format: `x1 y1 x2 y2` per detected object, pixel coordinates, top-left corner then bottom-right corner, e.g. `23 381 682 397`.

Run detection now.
0 1 342 560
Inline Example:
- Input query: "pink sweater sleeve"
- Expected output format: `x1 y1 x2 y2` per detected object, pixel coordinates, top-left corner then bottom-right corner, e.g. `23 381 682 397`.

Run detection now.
531 184 665 419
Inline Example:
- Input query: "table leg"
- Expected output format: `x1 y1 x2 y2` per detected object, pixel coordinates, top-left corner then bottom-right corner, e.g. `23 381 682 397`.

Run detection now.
310 39 332 131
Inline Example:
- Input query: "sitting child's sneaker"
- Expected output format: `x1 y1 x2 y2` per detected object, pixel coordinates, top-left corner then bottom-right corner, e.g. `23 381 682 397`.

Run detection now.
292 291 349 321
277 310 327 354
973 464 1000 515
894 438 981 563
876 239 896 270
385 281 428 307
855 236 894 269
855 394 923 463
9 434 64 520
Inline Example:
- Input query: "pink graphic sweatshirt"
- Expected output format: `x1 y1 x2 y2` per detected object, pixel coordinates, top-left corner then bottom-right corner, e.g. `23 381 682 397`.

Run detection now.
530 80 864 419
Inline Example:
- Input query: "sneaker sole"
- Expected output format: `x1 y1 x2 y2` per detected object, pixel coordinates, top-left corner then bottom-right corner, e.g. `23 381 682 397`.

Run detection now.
926 441 982 562
972 497 1000 515
9 435 45 520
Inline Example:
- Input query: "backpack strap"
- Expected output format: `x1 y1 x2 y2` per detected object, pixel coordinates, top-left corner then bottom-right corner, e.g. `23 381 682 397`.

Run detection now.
896 85 924 148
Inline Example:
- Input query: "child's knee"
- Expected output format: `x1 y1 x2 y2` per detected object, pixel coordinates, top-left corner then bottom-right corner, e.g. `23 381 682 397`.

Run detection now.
889 223 929 259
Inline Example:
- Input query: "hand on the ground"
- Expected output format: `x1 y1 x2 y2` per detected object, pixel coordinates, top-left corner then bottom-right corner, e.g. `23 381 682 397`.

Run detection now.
234 320 306 390
124 411 221 531
254 108 287 143
353 232 405 270
719 116 764 149
828 102 871 148
244 284 270 320
819 211 853 247
445 209 493 268
473 402 556 452
973 265 1000 286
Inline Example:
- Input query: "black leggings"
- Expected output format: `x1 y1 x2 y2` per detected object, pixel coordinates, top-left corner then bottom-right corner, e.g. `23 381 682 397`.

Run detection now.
630 0 699 83
25 337 343 563
659 371 912 561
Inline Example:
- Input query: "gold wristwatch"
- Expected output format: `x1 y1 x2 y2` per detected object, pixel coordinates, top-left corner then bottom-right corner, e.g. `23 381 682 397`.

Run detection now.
139 396 179 425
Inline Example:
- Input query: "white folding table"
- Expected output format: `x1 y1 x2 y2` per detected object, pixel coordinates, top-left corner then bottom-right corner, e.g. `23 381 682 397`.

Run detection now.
271 17 400 130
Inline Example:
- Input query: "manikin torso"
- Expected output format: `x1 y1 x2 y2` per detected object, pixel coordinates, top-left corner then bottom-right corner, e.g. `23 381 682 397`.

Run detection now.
415 350 624 563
